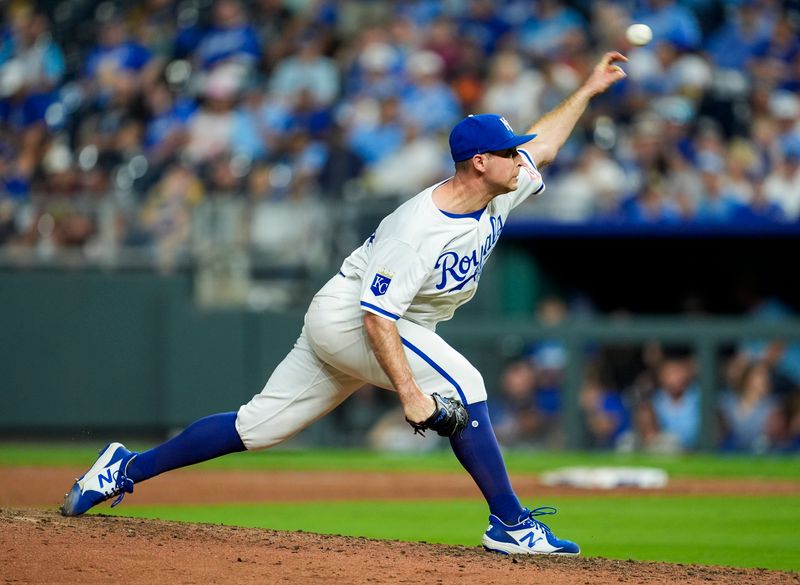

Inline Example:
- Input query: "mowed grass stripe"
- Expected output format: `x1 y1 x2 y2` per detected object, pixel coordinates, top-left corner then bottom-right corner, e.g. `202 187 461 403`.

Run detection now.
95 495 800 571
2 444 800 480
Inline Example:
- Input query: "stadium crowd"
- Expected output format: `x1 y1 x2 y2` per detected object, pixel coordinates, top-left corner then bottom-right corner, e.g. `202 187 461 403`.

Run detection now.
1 0 800 264
489 296 800 453
3 0 800 452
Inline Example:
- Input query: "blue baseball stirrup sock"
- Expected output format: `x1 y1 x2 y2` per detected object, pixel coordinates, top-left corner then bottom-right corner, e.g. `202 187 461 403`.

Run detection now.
449 401 524 525
125 412 246 483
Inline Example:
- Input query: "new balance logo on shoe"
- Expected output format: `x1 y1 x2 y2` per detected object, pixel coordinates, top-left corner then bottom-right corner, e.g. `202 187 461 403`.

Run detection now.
481 507 580 556
97 469 114 489
60 443 136 517
519 532 543 548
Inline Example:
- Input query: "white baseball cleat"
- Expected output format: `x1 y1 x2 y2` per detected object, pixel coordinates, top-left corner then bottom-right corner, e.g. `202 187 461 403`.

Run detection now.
59 442 137 517
482 506 580 555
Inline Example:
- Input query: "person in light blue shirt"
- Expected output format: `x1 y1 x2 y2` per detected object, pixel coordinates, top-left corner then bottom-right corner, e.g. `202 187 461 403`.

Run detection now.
634 0 702 51
519 0 585 59
719 362 782 452
348 97 406 165
400 51 460 134
651 354 701 450
693 152 747 223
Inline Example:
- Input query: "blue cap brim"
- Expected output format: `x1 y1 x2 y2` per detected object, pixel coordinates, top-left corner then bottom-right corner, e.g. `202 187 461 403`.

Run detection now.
486 133 538 152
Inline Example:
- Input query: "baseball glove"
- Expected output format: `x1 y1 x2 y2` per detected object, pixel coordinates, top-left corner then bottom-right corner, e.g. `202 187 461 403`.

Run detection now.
407 393 469 437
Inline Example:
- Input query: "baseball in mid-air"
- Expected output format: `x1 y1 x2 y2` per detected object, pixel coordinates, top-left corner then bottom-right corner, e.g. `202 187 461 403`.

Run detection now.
626 23 653 46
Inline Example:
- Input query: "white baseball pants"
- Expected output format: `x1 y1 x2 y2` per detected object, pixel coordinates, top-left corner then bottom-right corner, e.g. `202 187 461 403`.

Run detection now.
235 274 487 450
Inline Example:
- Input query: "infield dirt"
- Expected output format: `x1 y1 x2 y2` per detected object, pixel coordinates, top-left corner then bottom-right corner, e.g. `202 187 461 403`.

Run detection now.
2 468 799 584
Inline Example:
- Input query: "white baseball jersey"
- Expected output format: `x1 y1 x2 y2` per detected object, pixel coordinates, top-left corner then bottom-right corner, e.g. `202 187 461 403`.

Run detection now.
340 148 544 330
236 149 545 450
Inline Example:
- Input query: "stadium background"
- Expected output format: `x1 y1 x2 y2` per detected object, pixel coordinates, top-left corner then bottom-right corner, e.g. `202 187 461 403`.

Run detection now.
2 0 800 453
1 0 800 579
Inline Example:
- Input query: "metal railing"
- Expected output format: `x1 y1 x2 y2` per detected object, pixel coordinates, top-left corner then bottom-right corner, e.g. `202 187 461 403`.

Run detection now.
440 317 800 450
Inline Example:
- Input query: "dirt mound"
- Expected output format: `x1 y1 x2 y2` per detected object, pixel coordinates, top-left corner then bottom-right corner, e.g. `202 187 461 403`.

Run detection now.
2 508 797 585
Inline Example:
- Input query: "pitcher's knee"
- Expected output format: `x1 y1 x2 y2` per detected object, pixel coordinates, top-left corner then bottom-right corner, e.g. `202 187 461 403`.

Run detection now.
459 366 487 404
234 402 292 451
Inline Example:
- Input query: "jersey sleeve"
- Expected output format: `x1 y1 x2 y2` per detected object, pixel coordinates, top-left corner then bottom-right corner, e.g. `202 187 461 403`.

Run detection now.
504 148 546 209
359 238 431 321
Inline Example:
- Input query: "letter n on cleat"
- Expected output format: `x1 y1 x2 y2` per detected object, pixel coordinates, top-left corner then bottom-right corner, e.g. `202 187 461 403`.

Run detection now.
97 469 113 488
519 532 543 548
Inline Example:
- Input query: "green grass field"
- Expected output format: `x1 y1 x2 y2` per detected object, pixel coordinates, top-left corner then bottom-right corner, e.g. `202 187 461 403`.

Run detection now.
3 443 800 479
2 444 799 572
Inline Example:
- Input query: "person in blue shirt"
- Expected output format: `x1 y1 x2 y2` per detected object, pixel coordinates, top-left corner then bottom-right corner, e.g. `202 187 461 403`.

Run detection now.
84 19 152 81
650 352 701 450
620 176 683 224
191 0 261 71
634 0 702 52
580 371 630 449
693 152 747 223
705 0 774 71
719 361 783 452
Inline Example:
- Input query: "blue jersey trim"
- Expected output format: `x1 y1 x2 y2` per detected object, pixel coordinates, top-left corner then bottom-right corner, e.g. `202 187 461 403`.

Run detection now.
338 271 346 277
439 207 485 221
400 337 469 405
360 301 400 320
519 150 545 194
519 149 537 170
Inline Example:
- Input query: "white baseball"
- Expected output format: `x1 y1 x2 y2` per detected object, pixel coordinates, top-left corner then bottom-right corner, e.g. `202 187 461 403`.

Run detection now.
626 23 653 46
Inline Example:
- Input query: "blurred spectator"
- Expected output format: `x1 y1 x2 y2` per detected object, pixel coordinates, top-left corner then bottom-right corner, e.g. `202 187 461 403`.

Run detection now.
400 50 459 134
737 296 800 392
635 0 702 52
190 0 261 72
544 146 627 221
481 50 545 131
0 9 65 92
4 0 800 264
620 174 682 224
734 180 786 223
704 0 773 72
269 38 339 106
184 64 244 164
519 296 572 445
82 16 153 107
492 357 543 446
693 152 746 222
763 138 800 220
580 368 630 449
458 0 511 56
348 97 405 166
749 17 800 90
519 0 585 59
139 164 204 272
343 40 403 100
143 81 195 164
365 124 449 199
317 123 363 197
635 350 700 452
423 18 464 80
719 361 784 452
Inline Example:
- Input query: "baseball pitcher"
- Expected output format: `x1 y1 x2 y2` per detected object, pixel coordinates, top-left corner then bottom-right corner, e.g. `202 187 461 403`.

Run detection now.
60 52 627 555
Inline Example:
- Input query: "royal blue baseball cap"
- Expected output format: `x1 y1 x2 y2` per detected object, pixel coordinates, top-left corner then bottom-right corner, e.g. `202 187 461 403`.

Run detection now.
449 114 537 162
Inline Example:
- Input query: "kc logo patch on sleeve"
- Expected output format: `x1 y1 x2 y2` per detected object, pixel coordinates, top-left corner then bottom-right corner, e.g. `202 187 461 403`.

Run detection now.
370 271 393 296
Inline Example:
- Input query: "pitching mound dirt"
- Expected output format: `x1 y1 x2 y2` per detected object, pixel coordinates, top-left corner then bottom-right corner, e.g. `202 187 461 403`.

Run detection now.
2 508 797 585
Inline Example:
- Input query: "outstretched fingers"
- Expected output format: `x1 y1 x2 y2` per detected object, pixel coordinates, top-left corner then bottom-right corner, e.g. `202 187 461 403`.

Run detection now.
594 51 628 86
603 51 629 65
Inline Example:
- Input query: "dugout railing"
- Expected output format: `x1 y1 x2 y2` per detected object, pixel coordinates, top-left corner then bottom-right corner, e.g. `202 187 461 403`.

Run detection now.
439 317 800 450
